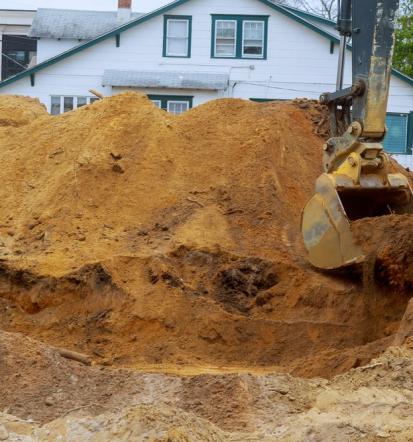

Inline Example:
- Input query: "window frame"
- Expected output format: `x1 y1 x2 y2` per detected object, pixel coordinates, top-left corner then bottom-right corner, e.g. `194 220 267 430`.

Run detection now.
167 100 190 114
211 15 269 60
148 95 193 114
214 19 237 58
49 95 98 115
163 15 192 58
151 99 162 108
249 98 287 103
242 20 265 58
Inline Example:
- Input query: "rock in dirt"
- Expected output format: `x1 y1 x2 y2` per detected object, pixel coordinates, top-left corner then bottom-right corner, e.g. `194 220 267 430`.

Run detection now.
0 425 8 441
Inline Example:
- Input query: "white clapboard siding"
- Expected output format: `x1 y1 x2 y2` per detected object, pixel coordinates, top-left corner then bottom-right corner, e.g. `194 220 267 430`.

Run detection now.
1 0 412 118
37 38 83 63
394 154 413 170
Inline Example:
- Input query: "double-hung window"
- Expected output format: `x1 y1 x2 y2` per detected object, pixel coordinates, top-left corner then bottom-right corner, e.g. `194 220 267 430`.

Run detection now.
215 20 237 57
148 95 193 115
243 21 265 57
212 15 268 59
163 15 192 58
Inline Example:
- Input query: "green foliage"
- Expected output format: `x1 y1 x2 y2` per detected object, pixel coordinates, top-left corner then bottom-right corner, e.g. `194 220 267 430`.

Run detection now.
393 0 413 77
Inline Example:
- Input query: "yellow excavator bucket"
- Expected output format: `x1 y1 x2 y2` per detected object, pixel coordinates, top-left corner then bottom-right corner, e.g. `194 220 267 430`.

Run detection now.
302 171 413 270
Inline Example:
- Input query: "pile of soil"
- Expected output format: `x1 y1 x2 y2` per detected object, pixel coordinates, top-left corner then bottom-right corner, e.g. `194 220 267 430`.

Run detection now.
0 95 47 127
0 93 412 434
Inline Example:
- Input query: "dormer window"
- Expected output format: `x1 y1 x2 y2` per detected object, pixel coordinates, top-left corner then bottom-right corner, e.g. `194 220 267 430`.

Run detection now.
163 15 192 58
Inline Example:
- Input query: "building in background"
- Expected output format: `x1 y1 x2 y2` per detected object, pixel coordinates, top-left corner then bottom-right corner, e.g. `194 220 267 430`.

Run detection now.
0 0 412 167
0 9 37 81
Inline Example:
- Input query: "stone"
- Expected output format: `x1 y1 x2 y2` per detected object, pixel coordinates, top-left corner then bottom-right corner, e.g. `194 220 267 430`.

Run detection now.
45 397 54 406
0 424 9 440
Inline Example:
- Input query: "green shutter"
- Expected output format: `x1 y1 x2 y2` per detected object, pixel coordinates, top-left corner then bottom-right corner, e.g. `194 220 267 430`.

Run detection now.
383 113 408 154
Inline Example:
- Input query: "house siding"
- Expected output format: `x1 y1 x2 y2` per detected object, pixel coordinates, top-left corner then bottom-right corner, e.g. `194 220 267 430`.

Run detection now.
37 38 83 63
1 0 413 118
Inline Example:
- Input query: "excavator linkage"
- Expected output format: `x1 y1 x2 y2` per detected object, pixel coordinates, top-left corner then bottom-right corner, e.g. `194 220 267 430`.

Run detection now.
301 0 413 270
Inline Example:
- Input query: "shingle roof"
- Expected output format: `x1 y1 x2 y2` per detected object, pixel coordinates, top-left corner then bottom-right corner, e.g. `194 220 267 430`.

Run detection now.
30 8 144 40
103 70 229 90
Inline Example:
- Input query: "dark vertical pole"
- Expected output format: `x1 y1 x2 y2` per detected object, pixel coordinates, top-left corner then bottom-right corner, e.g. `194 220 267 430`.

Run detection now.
336 0 352 90
352 0 400 138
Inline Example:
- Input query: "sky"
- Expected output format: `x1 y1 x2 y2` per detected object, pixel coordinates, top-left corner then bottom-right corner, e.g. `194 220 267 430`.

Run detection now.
0 0 169 12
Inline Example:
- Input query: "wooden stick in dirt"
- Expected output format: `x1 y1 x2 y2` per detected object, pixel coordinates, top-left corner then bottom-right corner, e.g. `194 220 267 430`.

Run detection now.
88 89 104 99
57 348 92 366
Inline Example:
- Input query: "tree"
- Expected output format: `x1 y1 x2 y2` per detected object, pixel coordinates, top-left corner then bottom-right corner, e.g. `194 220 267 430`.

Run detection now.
285 0 337 20
281 0 413 78
393 0 413 77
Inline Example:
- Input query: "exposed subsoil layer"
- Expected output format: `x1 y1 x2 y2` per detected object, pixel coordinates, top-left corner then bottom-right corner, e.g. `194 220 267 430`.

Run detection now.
0 92 411 402
3 329 413 442
353 214 413 291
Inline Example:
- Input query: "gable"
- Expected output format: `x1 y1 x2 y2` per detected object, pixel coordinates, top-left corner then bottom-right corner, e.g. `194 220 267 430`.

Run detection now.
0 0 412 89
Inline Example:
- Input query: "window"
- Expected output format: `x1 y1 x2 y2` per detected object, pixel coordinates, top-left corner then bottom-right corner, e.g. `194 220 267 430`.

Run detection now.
49 96 99 115
243 21 264 57
77 97 87 107
63 97 74 113
167 101 190 115
151 100 162 108
215 20 237 57
148 95 193 115
1 34 37 81
50 96 61 116
211 15 268 59
9 51 26 63
163 15 192 58
384 113 409 154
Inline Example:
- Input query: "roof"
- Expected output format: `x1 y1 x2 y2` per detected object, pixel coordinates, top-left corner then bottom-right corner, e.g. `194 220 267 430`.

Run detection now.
103 70 229 90
30 8 143 40
1 0 412 89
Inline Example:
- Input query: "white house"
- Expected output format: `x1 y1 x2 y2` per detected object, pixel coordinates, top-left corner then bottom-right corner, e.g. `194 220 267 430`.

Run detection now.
0 0 412 167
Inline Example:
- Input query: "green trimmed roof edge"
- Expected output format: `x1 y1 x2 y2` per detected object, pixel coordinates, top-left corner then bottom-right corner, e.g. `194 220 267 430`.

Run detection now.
279 4 336 27
0 0 412 89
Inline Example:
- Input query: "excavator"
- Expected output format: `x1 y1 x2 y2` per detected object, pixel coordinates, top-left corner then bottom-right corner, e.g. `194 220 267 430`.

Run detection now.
301 0 413 270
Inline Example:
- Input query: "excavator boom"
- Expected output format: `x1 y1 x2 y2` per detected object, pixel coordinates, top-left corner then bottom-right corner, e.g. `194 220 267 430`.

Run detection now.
301 0 413 270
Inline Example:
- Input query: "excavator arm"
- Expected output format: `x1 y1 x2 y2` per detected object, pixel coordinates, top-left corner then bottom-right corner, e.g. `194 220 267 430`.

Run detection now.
301 0 413 270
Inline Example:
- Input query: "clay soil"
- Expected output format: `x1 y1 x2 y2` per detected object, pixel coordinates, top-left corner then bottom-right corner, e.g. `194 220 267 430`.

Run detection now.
0 93 412 440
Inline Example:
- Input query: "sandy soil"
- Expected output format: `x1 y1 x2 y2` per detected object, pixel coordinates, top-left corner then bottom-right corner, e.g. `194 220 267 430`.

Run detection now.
0 93 412 440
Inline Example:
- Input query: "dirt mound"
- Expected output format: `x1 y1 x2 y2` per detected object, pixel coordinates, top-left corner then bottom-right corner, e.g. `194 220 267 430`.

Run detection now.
0 95 47 127
0 91 411 384
353 214 413 291
292 97 330 138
